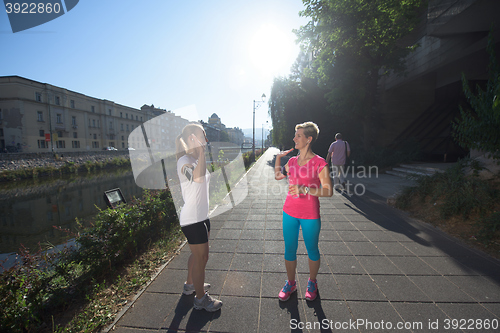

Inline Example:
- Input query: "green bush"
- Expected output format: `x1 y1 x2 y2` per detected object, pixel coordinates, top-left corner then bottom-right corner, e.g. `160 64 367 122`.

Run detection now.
396 159 500 220
0 190 179 332
242 148 266 170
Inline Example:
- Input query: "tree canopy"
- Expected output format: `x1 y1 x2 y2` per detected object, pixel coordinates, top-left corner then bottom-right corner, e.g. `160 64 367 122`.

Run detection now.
270 0 425 151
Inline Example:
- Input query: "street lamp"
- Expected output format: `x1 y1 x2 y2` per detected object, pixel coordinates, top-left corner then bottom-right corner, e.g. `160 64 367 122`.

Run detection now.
253 93 266 160
262 120 268 151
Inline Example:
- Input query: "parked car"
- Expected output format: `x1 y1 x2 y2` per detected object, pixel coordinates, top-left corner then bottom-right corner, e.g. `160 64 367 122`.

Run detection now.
103 147 118 151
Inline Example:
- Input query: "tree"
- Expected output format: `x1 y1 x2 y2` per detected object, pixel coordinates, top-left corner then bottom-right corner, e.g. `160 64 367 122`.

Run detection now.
295 0 425 150
452 30 500 161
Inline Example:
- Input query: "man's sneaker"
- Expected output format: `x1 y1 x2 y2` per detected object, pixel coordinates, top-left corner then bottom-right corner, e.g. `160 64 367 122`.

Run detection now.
305 278 318 301
278 280 297 301
193 292 222 312
183 282 210 295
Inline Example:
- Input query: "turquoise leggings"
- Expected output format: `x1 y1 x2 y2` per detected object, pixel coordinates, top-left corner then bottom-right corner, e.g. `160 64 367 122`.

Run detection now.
282 211 321 261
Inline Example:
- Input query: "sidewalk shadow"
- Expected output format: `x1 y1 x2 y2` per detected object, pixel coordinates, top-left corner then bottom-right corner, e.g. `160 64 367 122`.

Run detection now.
279 292 304 333
340 184 500 281
165 294 220 333
305 292 333 333
341 187 431 246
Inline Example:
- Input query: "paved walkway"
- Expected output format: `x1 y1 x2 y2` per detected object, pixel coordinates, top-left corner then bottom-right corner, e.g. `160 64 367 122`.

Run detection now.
108 148 500 333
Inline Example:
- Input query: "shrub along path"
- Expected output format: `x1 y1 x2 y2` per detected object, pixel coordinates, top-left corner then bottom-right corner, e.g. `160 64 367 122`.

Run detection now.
109 148 500 332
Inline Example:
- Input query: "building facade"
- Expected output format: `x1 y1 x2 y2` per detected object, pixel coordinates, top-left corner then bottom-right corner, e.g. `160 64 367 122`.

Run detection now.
0 76 188 153
139 104 190 151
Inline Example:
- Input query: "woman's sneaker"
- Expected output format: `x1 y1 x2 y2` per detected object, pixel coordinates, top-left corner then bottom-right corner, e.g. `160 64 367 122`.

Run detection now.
193 292 223 312
278 280 297 301
305 278 318 301
183 282 211 295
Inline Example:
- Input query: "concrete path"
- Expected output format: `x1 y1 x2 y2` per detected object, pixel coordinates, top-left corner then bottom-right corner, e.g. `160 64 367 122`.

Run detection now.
108 148 500 333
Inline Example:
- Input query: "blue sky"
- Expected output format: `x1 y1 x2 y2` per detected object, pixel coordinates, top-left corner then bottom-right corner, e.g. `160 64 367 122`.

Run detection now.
1 0 309 131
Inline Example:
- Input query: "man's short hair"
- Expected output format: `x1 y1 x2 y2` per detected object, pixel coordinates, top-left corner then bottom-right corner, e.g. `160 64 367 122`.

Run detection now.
335 133 342 140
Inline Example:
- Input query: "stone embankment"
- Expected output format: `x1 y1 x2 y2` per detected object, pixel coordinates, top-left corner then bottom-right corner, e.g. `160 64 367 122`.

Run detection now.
0 151 130 172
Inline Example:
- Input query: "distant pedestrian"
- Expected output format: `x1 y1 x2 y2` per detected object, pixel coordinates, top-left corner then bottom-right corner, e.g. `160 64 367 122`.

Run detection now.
176 123 222 312
274 121 333 302
326 133 350 190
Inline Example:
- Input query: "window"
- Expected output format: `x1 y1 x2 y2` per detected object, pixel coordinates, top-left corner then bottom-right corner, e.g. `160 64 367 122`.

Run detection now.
91 106 95 113
110 141 115 147
108 109 112 115
109 134 115 140
35 92 42 102
121 124 124 131
122 142 125 148
126 124 129 131
56 114 62 123
57 131 63 138
72 116 77 126
73 132 77 138
121 136 124 141
38 140 47 148
120 112 123 118
92 119 96 127
37 111 44 122
97 120 100 128
109 121 113 129
56 141 65 148
72 141 80 148
140 116 143 121
70 100 75 108
92 141 99 148
93 133 97 140
55 96 60 105
136 115 138 121
39 130 44 137
126 113 128 119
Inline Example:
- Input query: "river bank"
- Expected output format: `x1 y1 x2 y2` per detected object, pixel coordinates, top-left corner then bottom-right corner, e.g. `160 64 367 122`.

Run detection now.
0 151 129 172
0 151 131 181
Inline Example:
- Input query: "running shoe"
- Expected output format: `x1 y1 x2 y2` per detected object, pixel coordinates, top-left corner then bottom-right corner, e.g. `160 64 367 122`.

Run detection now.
278 280 297 301
193 292 223 312
183 282 211 295
305 278 318 301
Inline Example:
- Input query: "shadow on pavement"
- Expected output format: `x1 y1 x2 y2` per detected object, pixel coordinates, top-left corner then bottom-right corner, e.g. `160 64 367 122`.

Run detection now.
165 294 220 333
278 292 303 333
305 292 333 333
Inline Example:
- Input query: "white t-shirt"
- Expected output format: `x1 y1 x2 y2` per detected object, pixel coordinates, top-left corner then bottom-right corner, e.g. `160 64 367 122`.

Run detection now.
176 154 210 226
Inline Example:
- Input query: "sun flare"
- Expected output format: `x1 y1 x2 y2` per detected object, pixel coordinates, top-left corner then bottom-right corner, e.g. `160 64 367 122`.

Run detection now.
248 23 298 78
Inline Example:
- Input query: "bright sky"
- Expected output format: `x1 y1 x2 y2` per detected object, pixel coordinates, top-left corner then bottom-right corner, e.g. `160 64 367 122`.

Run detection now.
0 0 309 132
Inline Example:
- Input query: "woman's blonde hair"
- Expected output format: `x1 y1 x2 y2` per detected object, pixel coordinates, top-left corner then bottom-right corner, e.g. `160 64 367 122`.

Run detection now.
295 121 320 144
175 122 205 160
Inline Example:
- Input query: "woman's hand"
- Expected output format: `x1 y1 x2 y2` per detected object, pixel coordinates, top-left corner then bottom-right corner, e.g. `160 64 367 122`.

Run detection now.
277 148 294 158
190 134 206 158
288 184 301 196
275 148 293 180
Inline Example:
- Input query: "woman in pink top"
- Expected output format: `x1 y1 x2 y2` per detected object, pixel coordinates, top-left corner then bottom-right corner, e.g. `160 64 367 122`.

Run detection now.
274 121 333 301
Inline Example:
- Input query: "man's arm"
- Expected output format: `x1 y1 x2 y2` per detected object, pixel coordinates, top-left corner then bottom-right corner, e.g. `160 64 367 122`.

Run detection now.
326 152 332 164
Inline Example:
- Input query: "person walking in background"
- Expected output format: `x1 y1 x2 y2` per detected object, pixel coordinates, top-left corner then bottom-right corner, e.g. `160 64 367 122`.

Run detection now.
326 133 351 190
176 123 222 312
274 121 333 302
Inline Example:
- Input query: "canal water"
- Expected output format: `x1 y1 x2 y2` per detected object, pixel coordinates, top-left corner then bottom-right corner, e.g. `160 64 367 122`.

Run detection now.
0 167 144 260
